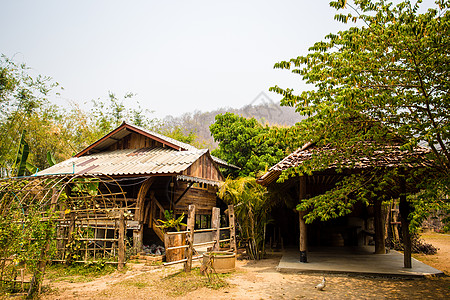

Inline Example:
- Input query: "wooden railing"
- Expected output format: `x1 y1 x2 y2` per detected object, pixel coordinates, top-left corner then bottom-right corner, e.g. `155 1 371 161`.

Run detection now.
163 204 236 272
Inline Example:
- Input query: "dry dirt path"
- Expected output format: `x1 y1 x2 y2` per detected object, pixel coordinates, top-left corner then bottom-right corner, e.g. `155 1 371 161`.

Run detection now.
43 233 450 300
413 232 450 275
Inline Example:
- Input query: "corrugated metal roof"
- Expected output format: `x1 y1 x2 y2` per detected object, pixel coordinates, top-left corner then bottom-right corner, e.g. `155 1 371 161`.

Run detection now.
75 121 238 169
36 147 208 177
177 175 222 187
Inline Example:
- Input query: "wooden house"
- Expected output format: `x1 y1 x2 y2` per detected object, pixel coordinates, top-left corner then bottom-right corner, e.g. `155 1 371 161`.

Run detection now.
37 121 236 252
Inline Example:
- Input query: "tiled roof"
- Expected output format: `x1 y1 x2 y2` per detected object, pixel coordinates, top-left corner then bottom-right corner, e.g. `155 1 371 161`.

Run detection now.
36 147 208 176
257 142 432 186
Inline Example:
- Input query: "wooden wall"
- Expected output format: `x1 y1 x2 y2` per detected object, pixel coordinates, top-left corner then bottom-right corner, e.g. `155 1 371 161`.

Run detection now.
107 133 165 151
183 154 223 181
174 182 218 215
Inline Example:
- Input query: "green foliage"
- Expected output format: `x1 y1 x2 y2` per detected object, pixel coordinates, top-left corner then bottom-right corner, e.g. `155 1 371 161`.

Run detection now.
0 184 58 296
270 0 449 226
271 0 449 172
46 151 57 167
156 210 187 232
0 56 62 176
71 178 99 197
46 261 116 281
217 177 272 260
90 92 158 137
210 113 302 177
159 126 198 146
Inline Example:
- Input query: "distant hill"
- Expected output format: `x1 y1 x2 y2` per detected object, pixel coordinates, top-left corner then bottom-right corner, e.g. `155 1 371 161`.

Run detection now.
159 103 306 149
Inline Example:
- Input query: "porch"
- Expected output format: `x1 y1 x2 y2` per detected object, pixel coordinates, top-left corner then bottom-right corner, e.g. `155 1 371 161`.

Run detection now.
276 246 443 277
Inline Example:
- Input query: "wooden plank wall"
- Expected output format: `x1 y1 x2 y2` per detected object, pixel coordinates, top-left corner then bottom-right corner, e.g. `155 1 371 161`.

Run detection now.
108 133 165 151
174 182 218 214
183 154 223 181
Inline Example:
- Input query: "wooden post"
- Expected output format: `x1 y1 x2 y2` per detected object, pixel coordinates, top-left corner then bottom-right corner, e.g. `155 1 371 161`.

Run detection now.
399 177 412 268
184 205 196 272
299 176 308 262
373 199 386 254
118 209 125 271
212 207 220 251
228 205 237 252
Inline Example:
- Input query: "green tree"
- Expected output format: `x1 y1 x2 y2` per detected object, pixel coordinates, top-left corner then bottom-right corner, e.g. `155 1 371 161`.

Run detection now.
0 55 62 176
269 0 449 225
218 177 272 260
90 92 158 137
210 113 301 177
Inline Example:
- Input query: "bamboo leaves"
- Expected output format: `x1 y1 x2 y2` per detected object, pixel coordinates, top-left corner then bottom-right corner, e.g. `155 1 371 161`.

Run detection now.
218 177 271 260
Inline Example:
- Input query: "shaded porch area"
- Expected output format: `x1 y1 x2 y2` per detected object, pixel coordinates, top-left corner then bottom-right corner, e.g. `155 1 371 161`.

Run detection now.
277 246 443 277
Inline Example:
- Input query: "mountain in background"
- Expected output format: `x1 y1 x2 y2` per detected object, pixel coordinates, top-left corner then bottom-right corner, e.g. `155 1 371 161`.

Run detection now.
159 103 306 149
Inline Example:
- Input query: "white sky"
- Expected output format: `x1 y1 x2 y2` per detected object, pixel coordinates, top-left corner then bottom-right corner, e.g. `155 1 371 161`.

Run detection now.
0 0 436 119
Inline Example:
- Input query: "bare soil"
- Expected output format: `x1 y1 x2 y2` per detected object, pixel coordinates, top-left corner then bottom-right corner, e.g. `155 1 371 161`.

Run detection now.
42 233 450 300
413 232 450 275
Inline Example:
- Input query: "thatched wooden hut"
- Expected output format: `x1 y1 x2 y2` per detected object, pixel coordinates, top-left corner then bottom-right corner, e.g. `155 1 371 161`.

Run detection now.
257 142 432 267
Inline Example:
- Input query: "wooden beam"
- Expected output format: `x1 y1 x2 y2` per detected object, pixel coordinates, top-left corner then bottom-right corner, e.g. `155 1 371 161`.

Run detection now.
174 182 194 205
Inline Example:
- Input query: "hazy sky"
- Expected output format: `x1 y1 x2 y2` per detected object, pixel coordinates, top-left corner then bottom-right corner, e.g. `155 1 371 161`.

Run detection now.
0 0 436 119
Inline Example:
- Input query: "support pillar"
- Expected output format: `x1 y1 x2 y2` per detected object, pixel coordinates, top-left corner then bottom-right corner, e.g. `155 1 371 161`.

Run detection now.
399 177 412 268
299 176 308 263
373 199 386 254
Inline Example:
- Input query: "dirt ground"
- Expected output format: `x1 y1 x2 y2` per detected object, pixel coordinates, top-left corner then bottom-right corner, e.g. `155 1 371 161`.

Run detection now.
42 233 450 300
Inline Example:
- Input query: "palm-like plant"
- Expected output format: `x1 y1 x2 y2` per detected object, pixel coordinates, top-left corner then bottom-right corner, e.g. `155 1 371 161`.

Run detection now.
218 177 272 260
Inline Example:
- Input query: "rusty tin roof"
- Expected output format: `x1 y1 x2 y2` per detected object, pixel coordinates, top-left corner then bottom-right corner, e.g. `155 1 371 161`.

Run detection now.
37 147 209 177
